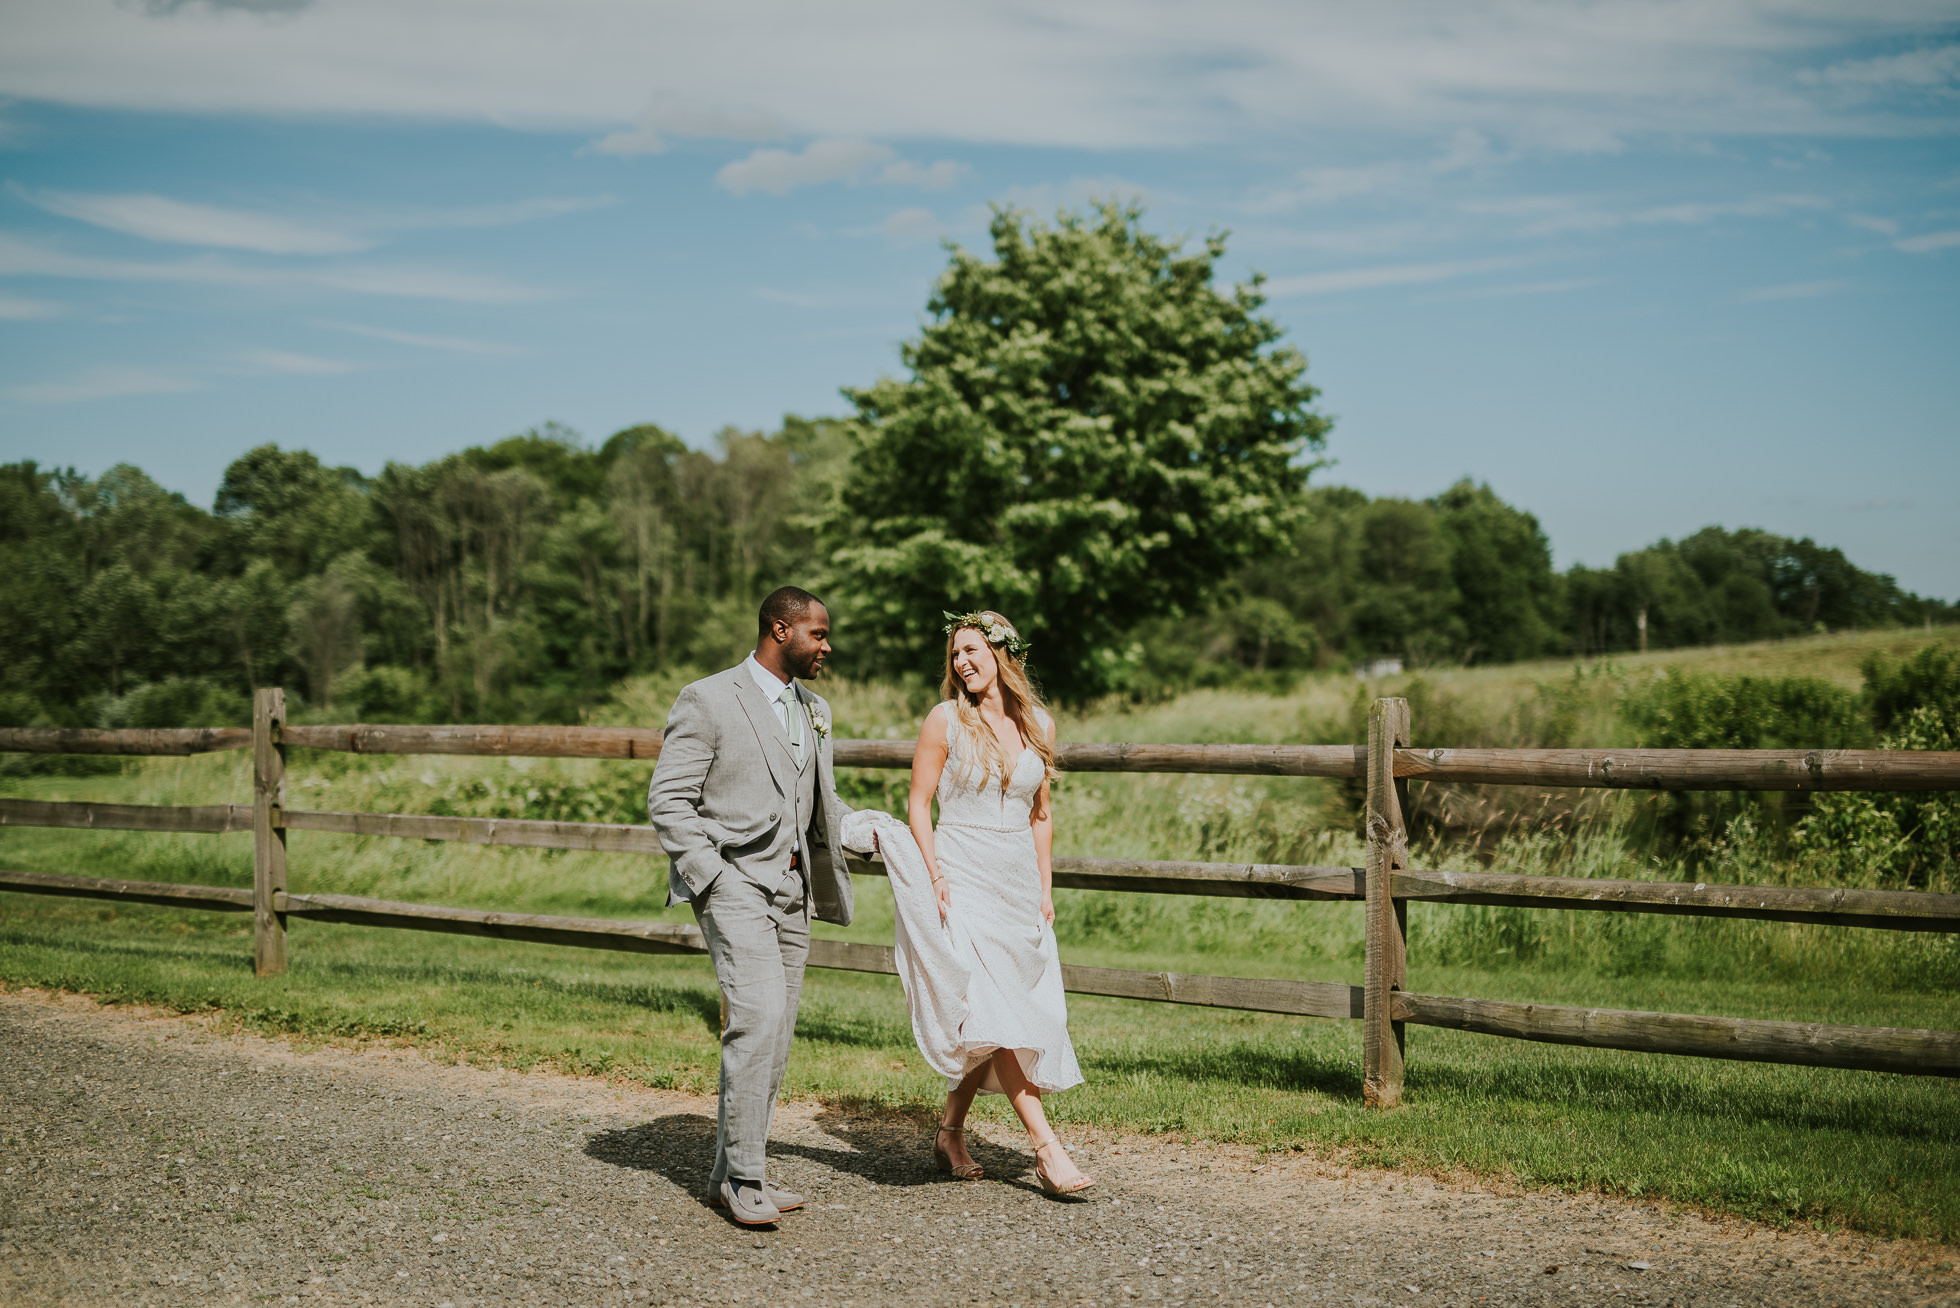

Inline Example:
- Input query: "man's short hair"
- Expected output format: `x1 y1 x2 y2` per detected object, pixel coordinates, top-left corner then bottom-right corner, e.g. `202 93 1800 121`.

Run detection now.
758 586 823 640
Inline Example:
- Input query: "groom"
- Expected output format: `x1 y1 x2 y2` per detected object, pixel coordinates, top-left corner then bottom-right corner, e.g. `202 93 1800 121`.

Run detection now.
647 586 861 1225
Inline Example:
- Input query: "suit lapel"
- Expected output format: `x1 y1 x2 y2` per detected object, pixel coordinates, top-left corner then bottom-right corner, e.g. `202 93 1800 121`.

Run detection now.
731 670 792 796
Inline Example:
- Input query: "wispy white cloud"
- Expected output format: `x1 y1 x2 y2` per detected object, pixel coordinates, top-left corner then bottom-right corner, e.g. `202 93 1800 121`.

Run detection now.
1738 279 1847 302
1439 277 1598 300
1460 193 1619 236
1463 191 1831 238
1264 256 1522 297
1849 213 1900 237
239 348 355 375
878 207 941 242
1895 228 1960 253
1249 162 1408 212
750 285 902 310
7 364 203 404
1632 194 1829 225
142 1 312 13
16 185 368 254
717 140 893 196
12 184 612 254
312 318 518 354
378 196 615 232
587 95 782 156
1248 222 1442 257
1804 42 1960 94
1249 132 1499 214
0 232 546 302
715 140 968 196
877 159 968 191
0 290 61 319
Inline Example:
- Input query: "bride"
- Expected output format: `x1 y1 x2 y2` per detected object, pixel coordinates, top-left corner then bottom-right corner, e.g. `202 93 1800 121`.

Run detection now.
904 610 1092 1196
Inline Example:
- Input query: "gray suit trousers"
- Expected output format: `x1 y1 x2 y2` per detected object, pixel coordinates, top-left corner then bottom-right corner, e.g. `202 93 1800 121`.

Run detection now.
692 868 810 1186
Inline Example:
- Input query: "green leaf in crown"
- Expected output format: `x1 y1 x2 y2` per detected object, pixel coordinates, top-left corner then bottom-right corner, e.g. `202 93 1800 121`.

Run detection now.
942 610 1032 662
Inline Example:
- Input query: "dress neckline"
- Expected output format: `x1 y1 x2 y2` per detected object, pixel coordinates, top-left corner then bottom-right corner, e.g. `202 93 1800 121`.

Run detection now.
945 701 1035 787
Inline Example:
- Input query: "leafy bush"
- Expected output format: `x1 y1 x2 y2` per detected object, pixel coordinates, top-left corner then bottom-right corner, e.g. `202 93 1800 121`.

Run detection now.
1798 645 1960 890
424 769 649 827
97 676 251 730
336 664 442 723
1864 642 1960 735
1623 668 1869 750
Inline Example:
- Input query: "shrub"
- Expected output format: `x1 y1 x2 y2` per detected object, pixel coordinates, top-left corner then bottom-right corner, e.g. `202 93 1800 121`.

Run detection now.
1797 644 1960 891
1624 668 1869 750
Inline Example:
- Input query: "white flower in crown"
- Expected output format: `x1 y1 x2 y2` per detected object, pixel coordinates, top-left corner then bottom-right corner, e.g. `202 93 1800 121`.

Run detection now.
806 703 831 739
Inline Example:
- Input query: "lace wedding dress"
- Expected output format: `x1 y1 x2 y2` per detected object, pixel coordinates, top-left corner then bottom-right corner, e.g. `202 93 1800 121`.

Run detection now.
843 702 1084 1095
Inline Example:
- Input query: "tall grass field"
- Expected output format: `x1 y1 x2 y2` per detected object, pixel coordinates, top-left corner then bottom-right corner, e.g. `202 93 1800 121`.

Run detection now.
4 627 1957 1242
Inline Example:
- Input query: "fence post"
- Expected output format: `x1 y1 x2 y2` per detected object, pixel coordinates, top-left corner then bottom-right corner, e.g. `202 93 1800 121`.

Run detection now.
1364 696 1411 1107
253 687 288 977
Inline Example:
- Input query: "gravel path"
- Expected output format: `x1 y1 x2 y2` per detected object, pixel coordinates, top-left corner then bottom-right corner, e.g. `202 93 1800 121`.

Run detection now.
1 988 1953 1308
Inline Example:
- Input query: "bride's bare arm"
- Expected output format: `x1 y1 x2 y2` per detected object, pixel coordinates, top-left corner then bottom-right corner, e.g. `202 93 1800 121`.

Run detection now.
1032 714 1057 922
909 708 951 916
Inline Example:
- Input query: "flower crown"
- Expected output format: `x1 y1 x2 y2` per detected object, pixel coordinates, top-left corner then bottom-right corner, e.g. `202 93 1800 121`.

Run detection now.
942 610 1031 661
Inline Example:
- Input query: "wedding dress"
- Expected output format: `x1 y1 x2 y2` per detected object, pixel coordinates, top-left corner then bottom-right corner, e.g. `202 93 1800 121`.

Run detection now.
842 702 1083 1095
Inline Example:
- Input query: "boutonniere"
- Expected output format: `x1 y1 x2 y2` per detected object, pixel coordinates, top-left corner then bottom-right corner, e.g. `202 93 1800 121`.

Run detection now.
806 703 831 740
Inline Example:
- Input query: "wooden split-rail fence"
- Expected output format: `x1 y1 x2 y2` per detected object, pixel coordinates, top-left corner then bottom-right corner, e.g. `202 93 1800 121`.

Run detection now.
4 689 1960 1104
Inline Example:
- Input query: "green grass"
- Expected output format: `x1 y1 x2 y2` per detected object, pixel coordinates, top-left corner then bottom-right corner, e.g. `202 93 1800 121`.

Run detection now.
3 625 1958 1242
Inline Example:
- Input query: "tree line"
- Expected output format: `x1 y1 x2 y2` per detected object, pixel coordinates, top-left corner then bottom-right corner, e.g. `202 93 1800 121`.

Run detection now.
1141 484 1952 696
1 204 1950 727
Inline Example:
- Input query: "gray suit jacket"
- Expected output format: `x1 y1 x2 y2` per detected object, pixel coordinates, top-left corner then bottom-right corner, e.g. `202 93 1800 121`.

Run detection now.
646 663 855 927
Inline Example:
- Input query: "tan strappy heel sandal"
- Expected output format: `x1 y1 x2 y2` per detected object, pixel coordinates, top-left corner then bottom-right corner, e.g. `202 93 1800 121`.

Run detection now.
1030 1132 1094 1196
933 1125 984 1180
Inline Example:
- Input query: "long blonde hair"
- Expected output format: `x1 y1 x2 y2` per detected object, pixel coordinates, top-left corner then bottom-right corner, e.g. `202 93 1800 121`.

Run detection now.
940 611 1058 799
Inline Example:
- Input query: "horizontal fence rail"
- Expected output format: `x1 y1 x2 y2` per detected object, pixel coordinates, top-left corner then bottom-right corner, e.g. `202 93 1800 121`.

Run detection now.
1392 993 1960 1078
10 723 1960 790
6 866 1953 1077
279 724 665 760
0 867 254 912
279 808 665 855
0 799 254 834
0 727 251 756
5 797 1957 931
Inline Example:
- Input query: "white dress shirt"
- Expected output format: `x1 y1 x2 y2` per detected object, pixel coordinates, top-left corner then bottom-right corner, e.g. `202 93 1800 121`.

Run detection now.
743 652 800 853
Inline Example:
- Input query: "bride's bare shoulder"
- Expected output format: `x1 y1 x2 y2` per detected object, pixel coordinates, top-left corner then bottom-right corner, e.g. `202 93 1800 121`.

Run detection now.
915 701 954 745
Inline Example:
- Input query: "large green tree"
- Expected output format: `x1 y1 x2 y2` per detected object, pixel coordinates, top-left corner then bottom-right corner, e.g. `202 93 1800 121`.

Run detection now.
828 203 1329 700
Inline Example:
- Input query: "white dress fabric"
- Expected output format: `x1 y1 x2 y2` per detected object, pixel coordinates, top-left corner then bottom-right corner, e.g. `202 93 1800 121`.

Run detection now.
841 702 1083 1096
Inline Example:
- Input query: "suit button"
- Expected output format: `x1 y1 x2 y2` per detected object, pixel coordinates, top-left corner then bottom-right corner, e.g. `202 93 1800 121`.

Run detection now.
769 812 779 822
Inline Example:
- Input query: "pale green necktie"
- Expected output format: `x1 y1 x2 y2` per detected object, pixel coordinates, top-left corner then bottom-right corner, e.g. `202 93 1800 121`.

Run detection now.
778 683 804 766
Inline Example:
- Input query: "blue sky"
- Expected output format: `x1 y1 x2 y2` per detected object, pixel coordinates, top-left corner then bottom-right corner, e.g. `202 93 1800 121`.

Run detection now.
2 1 1957 596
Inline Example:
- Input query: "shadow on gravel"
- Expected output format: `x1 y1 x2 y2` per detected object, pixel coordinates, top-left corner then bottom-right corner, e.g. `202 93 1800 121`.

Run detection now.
584 1108 1040 1196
